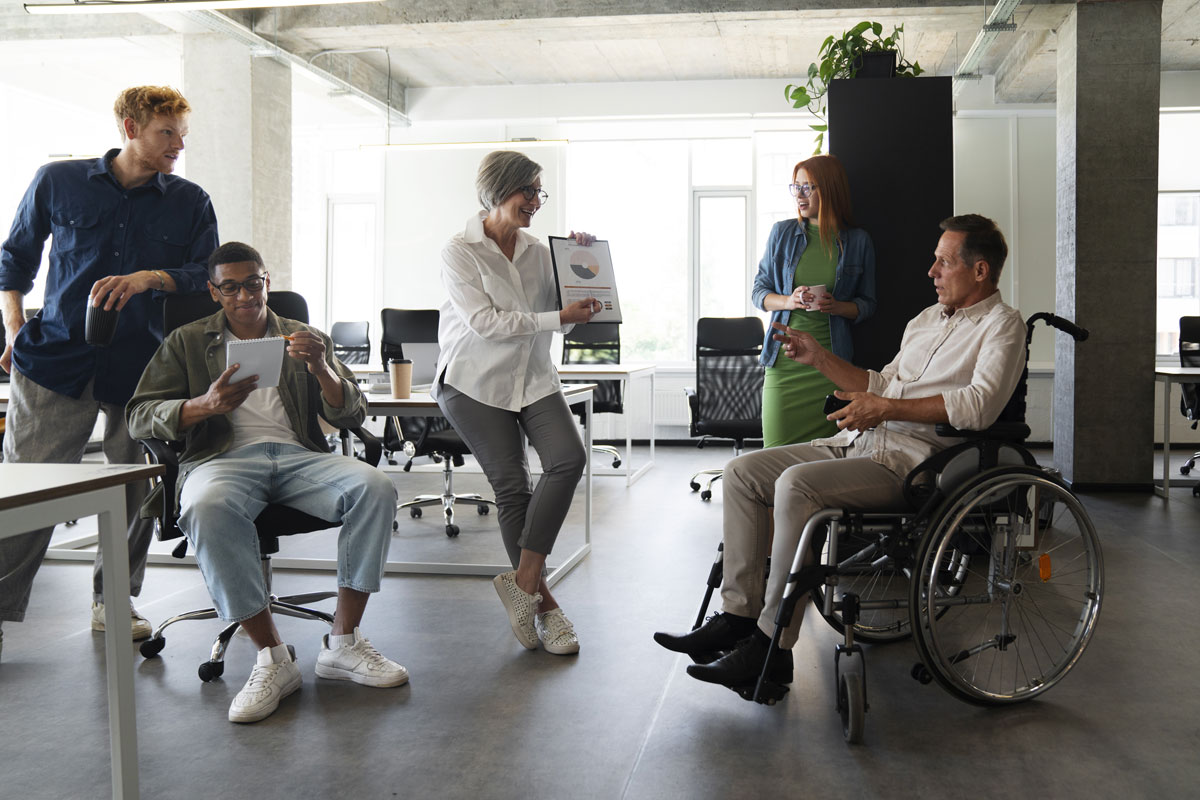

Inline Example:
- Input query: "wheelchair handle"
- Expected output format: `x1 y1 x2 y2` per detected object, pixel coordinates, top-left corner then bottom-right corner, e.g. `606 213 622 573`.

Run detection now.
1027 312 1088 344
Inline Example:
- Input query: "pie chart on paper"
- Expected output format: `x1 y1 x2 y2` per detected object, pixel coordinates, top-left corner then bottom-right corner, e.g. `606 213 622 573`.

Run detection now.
569 249 601 280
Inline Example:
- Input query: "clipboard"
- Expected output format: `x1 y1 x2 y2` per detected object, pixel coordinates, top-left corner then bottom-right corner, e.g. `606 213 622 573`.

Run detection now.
548 236 623 324
226 336 286 388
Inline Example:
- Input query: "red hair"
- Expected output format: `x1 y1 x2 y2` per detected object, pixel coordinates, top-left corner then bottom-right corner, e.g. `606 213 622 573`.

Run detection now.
793 154 855 256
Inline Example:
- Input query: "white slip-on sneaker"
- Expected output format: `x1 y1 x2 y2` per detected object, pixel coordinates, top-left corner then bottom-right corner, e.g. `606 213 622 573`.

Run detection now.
536 608 580 655
493 571 542 650
228 644 302 724
91 600 153 641
315 628 409 687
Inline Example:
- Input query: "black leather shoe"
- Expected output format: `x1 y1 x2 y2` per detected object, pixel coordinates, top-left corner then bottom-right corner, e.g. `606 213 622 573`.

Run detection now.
653 613 758 660
686 634 794 688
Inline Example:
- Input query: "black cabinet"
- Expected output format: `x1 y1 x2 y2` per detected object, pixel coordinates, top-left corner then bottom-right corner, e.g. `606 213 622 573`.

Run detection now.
828 75 953 371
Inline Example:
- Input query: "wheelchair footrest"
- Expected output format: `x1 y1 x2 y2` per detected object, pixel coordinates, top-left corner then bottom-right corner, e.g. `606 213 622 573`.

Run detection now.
734 681 790 705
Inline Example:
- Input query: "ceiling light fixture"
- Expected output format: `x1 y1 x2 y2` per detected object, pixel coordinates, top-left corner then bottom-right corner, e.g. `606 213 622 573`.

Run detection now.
25 0 379 15
359 139 569 152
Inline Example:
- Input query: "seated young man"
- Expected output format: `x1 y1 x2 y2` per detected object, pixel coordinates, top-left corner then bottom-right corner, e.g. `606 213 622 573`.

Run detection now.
654 214 1027 691
127 241 406 723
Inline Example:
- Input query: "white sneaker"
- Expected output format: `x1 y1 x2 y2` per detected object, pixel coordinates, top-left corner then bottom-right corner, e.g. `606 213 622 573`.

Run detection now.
315 628 409 687
91 600 152 640
493 571 542 650
536 608 580 655
228 644 302 724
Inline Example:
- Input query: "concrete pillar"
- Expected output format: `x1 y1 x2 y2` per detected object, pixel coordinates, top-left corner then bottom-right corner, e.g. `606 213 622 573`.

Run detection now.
182 35 293 286
1054 0 1161 489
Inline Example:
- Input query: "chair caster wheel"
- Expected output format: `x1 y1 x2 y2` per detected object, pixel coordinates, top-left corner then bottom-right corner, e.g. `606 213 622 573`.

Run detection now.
139 636 166 658
911 662 933 685
410 508 422 519
700 490 712 501
446 524 460 537
198 660 224 682
1193 484 1200 497
612 459 622 468
690 481 701 492
1181 465 1192 476
387 459 397 466
392 520 399 531
477 505 490 515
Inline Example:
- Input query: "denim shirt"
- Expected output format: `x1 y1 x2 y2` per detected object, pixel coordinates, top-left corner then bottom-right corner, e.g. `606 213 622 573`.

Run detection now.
751 218 876 366
0 149 217 405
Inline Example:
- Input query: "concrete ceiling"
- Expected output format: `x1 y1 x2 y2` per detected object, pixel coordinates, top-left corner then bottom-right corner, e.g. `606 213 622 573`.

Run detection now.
3 0 1199 112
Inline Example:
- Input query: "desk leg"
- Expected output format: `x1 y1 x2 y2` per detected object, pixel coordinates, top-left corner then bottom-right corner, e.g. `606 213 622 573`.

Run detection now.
97 488 140 800
1159 376 1171 500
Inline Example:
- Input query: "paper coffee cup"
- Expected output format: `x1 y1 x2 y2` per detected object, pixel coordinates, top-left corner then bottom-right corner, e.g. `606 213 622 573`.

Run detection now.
805 284 829 311
85 302 120 346
389 359 413 399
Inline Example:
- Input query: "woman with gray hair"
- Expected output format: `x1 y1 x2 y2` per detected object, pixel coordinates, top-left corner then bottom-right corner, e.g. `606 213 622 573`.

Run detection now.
434 150 600 655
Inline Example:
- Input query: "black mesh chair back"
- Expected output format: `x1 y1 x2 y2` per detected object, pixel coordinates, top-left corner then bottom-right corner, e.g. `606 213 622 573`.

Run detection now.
1180 317 1200 427
165 290 309 330
331 320 370 365
693 316 765 446
378 308 460 457
562 322 623 416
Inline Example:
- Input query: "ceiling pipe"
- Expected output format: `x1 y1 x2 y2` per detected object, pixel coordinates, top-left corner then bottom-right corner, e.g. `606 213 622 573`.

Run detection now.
952 0 1023 97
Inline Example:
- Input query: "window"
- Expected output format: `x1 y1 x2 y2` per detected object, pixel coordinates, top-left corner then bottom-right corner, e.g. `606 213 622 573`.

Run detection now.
1156 193 1200 355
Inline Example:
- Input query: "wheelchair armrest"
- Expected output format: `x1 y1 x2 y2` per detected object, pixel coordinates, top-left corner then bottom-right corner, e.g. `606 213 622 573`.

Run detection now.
934 421 1031 442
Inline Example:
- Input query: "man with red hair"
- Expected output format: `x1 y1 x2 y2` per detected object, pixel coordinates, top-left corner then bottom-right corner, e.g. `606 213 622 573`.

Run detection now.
0 85 218 655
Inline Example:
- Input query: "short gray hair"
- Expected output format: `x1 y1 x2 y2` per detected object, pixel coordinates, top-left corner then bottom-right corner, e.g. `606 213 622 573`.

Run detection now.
476 150 542 211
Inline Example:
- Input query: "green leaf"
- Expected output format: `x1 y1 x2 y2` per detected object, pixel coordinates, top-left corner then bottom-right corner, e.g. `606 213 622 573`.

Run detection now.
849 21 872 37
871 21 882 36
810 124 827 132
807 62 819 80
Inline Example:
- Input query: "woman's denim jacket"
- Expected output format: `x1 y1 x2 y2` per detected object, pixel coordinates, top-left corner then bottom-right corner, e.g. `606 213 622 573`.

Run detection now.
751 218 877 367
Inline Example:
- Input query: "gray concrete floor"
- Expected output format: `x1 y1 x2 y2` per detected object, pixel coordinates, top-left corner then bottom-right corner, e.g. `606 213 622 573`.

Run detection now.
1 445 1198 799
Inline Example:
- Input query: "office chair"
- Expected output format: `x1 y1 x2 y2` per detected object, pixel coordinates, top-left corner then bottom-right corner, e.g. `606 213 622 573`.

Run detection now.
380 308 495 537
137 290 384 681
331 320 371 365
686 316 765 500
561 322 624 468
1177 316 1200 496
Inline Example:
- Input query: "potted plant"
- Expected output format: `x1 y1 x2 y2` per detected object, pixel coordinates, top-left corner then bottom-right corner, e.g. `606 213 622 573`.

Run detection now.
785 21 924 153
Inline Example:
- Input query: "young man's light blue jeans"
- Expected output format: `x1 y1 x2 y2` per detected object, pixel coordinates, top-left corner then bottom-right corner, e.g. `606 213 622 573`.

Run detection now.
178 442 397 622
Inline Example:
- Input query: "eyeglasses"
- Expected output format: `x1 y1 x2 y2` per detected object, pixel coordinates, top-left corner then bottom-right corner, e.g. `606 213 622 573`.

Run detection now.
518 185 549 204
213 275 267 296
788 182 818 198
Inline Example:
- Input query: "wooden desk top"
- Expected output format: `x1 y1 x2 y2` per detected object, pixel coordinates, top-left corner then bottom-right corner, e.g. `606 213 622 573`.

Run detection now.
364 383 596 413
1156 366 1200 377
0 463 163 512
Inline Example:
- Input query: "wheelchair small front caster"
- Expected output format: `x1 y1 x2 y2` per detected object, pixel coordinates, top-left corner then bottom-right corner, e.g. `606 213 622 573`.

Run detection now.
198 660 224 682
839 670 866 744
910 662 933 685
445 523 460 537
410 507 422 519
700 490 712 501
139 636 166 658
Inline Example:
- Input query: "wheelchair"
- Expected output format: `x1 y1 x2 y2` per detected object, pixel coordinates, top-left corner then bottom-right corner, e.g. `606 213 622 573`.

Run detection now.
687 312 1104 744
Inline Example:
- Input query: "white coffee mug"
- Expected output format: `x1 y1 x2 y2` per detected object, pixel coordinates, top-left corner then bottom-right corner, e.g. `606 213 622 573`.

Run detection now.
804 284 829 311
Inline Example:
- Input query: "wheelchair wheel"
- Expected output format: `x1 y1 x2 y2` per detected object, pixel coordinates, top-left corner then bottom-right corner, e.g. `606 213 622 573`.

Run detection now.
910 466 1103 706
812 525 913 643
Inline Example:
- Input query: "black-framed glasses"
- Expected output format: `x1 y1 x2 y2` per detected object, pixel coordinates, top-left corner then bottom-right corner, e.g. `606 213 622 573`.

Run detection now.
788 182 818 198
518 185 549 204
213 274 267 296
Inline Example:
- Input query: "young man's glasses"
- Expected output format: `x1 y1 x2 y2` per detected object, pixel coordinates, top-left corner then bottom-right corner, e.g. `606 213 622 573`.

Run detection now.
518 185 549 204
213 275 267 296
788 182 818 198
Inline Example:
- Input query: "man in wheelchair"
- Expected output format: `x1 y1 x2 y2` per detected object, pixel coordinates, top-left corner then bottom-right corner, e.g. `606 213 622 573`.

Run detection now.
655 214 1027 692
127 242 408 723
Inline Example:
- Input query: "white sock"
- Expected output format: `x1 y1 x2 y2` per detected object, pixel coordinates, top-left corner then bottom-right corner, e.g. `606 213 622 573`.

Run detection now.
328 631 356 650
269 643 291 663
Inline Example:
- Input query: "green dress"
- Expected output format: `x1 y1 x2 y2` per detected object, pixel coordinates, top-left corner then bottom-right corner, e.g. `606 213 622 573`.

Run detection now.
762 224 840 447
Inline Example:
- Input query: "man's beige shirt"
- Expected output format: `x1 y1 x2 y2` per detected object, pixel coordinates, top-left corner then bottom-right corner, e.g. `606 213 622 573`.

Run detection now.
811 291 1026 477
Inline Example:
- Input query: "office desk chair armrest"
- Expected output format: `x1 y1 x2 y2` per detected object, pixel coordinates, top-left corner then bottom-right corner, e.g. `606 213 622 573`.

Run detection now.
934 421 1031 442
342 426 383 467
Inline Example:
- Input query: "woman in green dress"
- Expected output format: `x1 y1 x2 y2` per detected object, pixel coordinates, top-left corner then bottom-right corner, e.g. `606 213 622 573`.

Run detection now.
752 154 876 447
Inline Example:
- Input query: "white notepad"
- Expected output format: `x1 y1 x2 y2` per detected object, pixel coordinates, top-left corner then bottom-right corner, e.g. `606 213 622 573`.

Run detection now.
226 336 286 388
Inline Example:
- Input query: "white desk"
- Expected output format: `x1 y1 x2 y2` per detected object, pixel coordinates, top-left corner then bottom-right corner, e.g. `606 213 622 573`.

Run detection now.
364 384 594 587
1155 366 1200 499
558 363 656 486
0 462 163 800
0 380 9 410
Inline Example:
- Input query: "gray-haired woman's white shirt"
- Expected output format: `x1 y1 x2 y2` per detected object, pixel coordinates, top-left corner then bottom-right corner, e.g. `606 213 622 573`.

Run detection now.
434 211 572 412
